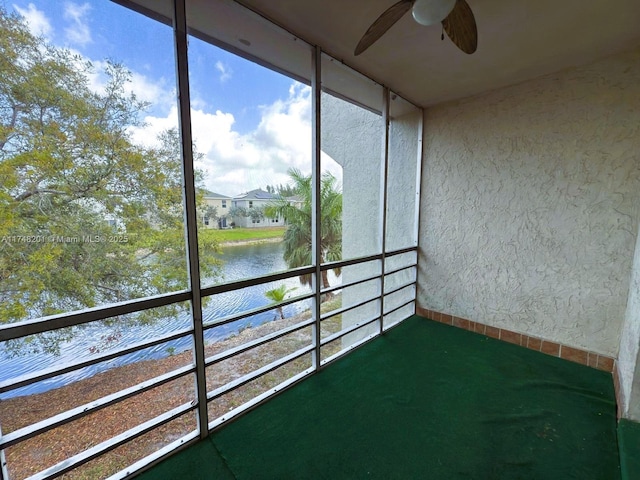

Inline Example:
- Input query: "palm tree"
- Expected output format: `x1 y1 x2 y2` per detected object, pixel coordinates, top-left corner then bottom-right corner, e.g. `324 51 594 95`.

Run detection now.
264 284 297 319
266 168 342 293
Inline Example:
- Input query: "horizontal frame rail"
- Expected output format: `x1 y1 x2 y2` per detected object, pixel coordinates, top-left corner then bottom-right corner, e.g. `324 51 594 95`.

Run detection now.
319 246 416 295
203 292 315 330
201 266 314 297
320 253 382 272
384 263 417 277
0 247 416 343
335 246 416 268
30 402 196 480
320 314 379 346
385 246 418 258
320 296 379 322
383 314 412 333
384 298 416 317
207 344 314 401
384 280 417 298
110 430 201 480
320 271 381 296
320 331 379 367
0 290 191 342
208 366 315 430
205 318 314 367
0 327 193 394
0 364 195 449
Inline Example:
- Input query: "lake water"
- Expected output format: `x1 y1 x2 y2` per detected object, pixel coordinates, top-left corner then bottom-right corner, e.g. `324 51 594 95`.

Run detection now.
0 242 329 399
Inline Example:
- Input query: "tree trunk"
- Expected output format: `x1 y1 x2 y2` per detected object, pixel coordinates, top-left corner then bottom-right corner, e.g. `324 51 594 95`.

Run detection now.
321 269 334 301
321 269 331 289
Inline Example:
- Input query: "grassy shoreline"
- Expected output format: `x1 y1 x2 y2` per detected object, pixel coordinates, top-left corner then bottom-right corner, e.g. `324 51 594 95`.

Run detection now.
1 295 342 480
219 236 282 247
202 227 285 246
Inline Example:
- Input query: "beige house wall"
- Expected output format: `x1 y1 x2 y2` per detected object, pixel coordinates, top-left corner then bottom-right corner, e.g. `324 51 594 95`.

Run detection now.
230 198 283 229
202 196 230 229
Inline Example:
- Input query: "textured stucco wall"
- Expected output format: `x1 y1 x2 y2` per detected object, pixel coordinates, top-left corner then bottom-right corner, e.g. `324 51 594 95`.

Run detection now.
321 93 382 259
321 93 382 344
386 109 421 251
619 221 640 420
321 94 421 342
417 48 640 357
385 109 422 325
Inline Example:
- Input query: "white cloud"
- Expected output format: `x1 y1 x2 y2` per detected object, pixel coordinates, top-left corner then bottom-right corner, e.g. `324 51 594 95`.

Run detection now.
14 3 52 37
215 61 232 83
200 84 315 196
63 2 92 46
130 71 173 106
128 81 342 199
128 105 180 149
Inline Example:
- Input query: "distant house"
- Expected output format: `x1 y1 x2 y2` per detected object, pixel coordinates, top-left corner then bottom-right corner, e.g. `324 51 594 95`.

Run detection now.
202 190 232 229
285 195 304 211
231 188 283 228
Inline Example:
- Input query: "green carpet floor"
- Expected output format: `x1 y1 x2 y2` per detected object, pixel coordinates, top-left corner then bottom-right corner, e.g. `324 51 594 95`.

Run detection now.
618 419 640 480
138 316 620 479
136 439 235 480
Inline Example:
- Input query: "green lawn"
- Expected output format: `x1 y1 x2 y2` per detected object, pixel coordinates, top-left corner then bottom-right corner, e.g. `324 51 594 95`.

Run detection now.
201 227 285 243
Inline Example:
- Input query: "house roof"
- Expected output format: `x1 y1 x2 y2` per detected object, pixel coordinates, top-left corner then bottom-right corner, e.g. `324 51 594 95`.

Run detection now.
233 189 278 201
202 190 231 199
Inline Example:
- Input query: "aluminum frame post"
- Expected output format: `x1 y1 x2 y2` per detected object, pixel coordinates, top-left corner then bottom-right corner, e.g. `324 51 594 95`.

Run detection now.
379 87 390 334
0 424 8 480
413 108 425 313
311 46 322 370
173 0 209 439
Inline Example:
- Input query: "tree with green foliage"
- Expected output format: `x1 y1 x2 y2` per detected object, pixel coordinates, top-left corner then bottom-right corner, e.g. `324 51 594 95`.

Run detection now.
228 205 266 226
228 206 246 217
266 168 342 293
204 204 219 226
0 8 220 354
276 183 297 198
264 284 297 319
248 205 265 223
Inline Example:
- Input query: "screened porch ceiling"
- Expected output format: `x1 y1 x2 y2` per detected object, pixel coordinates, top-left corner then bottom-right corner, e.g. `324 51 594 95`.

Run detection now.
127 0 640 108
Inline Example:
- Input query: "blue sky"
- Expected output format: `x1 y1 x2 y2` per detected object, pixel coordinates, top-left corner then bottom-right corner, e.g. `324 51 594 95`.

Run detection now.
10 0 325 197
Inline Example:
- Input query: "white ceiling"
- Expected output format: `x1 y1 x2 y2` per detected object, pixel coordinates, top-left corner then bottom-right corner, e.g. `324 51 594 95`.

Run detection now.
237 0 640 107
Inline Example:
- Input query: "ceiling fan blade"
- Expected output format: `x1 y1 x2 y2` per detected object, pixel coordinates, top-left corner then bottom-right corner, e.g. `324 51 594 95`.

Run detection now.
442 0 478 54
354 0 414 56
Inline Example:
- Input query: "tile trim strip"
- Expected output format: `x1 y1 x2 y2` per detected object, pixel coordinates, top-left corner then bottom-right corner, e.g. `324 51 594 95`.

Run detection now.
415 307 616 373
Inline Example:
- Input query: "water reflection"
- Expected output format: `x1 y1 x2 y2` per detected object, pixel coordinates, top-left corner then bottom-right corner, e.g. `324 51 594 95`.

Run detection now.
0 242 333 398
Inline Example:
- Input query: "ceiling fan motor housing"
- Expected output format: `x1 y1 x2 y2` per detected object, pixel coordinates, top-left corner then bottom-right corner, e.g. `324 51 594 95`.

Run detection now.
412 0 457 26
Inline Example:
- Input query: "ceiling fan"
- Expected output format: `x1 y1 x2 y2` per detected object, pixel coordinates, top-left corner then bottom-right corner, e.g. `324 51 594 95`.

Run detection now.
354 0 477 56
